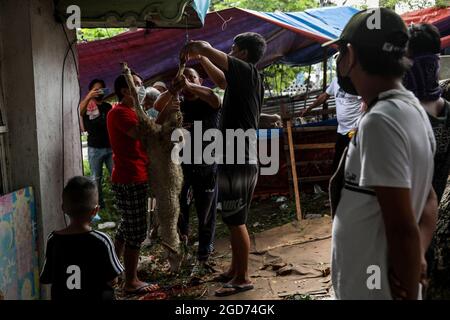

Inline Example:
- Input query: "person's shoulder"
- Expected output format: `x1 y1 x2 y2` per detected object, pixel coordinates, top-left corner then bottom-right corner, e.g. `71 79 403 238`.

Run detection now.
359 104 400 132
108 103 134 118
228 56 253 71
89 230 115 249
370 96 407 116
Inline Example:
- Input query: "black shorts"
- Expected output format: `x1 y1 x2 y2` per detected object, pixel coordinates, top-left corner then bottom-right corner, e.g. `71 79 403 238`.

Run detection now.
218 164 258 226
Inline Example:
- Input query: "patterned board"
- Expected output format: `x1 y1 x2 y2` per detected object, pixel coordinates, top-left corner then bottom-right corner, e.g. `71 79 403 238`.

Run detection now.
0 187 40 300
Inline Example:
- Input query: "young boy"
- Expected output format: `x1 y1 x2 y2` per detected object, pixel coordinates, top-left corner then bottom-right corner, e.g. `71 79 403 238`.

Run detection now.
155 67 221 275
40 176 124 300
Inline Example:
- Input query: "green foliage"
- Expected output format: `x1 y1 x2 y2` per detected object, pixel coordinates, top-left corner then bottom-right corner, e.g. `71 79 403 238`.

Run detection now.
436 0 449 8
210 0 318 12
83 159 91 176
82 160 120 225
263 64 308 95
77 28 128 42
379 0 440 10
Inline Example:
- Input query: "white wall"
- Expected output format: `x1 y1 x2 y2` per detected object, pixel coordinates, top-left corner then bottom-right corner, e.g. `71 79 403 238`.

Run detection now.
0 0 82 298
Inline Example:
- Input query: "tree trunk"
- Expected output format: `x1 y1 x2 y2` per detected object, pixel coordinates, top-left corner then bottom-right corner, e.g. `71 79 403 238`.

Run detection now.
427 180 450 299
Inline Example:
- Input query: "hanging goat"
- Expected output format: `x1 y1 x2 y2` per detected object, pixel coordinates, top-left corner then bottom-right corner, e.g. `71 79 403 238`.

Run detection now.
121 62 184 272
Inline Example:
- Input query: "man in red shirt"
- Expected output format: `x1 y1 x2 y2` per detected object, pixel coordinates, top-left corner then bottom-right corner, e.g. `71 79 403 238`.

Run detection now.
107 72 157 295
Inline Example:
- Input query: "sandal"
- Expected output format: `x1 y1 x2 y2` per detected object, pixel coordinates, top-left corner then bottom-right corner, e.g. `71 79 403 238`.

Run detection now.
124 283 160 295
215 283 254 297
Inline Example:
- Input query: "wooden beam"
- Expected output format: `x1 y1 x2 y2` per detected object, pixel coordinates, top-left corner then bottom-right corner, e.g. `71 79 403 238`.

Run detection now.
288 175 332 183
286 120 302 220
284 143 336 151
286 159 334 166
290 125 337 133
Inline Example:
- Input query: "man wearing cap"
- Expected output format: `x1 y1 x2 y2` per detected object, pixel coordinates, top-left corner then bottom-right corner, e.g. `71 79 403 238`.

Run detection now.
327 8 437 299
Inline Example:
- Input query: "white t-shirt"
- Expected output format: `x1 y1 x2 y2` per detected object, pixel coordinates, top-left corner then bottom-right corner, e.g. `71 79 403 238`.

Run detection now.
332 87 435 300
326 78 363 135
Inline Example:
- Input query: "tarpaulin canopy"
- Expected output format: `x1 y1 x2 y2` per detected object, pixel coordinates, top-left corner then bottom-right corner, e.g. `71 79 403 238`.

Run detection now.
402 6 450 38
443 35 450 49
78 6 359 97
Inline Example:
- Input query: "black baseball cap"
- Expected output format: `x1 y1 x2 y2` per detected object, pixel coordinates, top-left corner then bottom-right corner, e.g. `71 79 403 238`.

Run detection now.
323 8 409 54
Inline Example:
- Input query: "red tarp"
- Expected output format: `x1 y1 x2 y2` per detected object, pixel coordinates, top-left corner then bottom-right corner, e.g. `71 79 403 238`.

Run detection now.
402 6 450 40
402 6 449 26
442 35 450 49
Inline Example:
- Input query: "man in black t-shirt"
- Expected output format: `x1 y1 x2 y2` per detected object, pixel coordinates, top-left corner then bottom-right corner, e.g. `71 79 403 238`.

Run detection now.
155 68 221 275
80 79 113 208
40 176 123 300
182 32 266 296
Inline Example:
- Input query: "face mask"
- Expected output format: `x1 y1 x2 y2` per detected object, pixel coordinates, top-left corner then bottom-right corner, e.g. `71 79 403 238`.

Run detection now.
336 53 358 96
137 86 146 105
403 54 442 102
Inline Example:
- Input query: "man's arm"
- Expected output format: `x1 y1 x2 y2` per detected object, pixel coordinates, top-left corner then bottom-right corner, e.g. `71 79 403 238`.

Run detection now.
199 56 227 90
156 98 180 125
418 187 438 286
182 41 229 89
79 88 101 116
300 92 330 117
154 90 173 112
260 113 282 128
185 81 221 109
419 187 438 255
375 186 421 299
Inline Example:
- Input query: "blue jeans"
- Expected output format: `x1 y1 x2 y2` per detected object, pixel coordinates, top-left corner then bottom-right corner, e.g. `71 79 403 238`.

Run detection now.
88 147 113 208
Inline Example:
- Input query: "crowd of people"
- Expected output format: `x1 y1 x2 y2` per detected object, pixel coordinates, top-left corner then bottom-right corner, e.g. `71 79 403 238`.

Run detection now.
38 7 450 301
40 32 267 300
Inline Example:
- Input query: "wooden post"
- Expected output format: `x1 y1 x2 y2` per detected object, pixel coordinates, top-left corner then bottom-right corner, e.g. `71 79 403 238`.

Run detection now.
322 49 328 92
322 49 329 121
286 120 302 220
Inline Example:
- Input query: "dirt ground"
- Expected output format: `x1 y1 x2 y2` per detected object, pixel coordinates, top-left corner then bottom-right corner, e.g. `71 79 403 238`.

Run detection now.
205 216 333 300
112 194 333 300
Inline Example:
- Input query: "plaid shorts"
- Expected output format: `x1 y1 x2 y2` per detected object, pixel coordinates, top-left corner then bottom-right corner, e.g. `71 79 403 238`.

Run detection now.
112 182 149 248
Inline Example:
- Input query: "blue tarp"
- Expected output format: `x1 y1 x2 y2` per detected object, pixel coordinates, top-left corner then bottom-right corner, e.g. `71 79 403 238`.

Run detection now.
192 0 211 25
78 7 359 96
243 6 359 66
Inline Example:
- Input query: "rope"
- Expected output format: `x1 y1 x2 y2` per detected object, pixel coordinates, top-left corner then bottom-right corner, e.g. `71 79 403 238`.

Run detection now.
214 10 232 31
